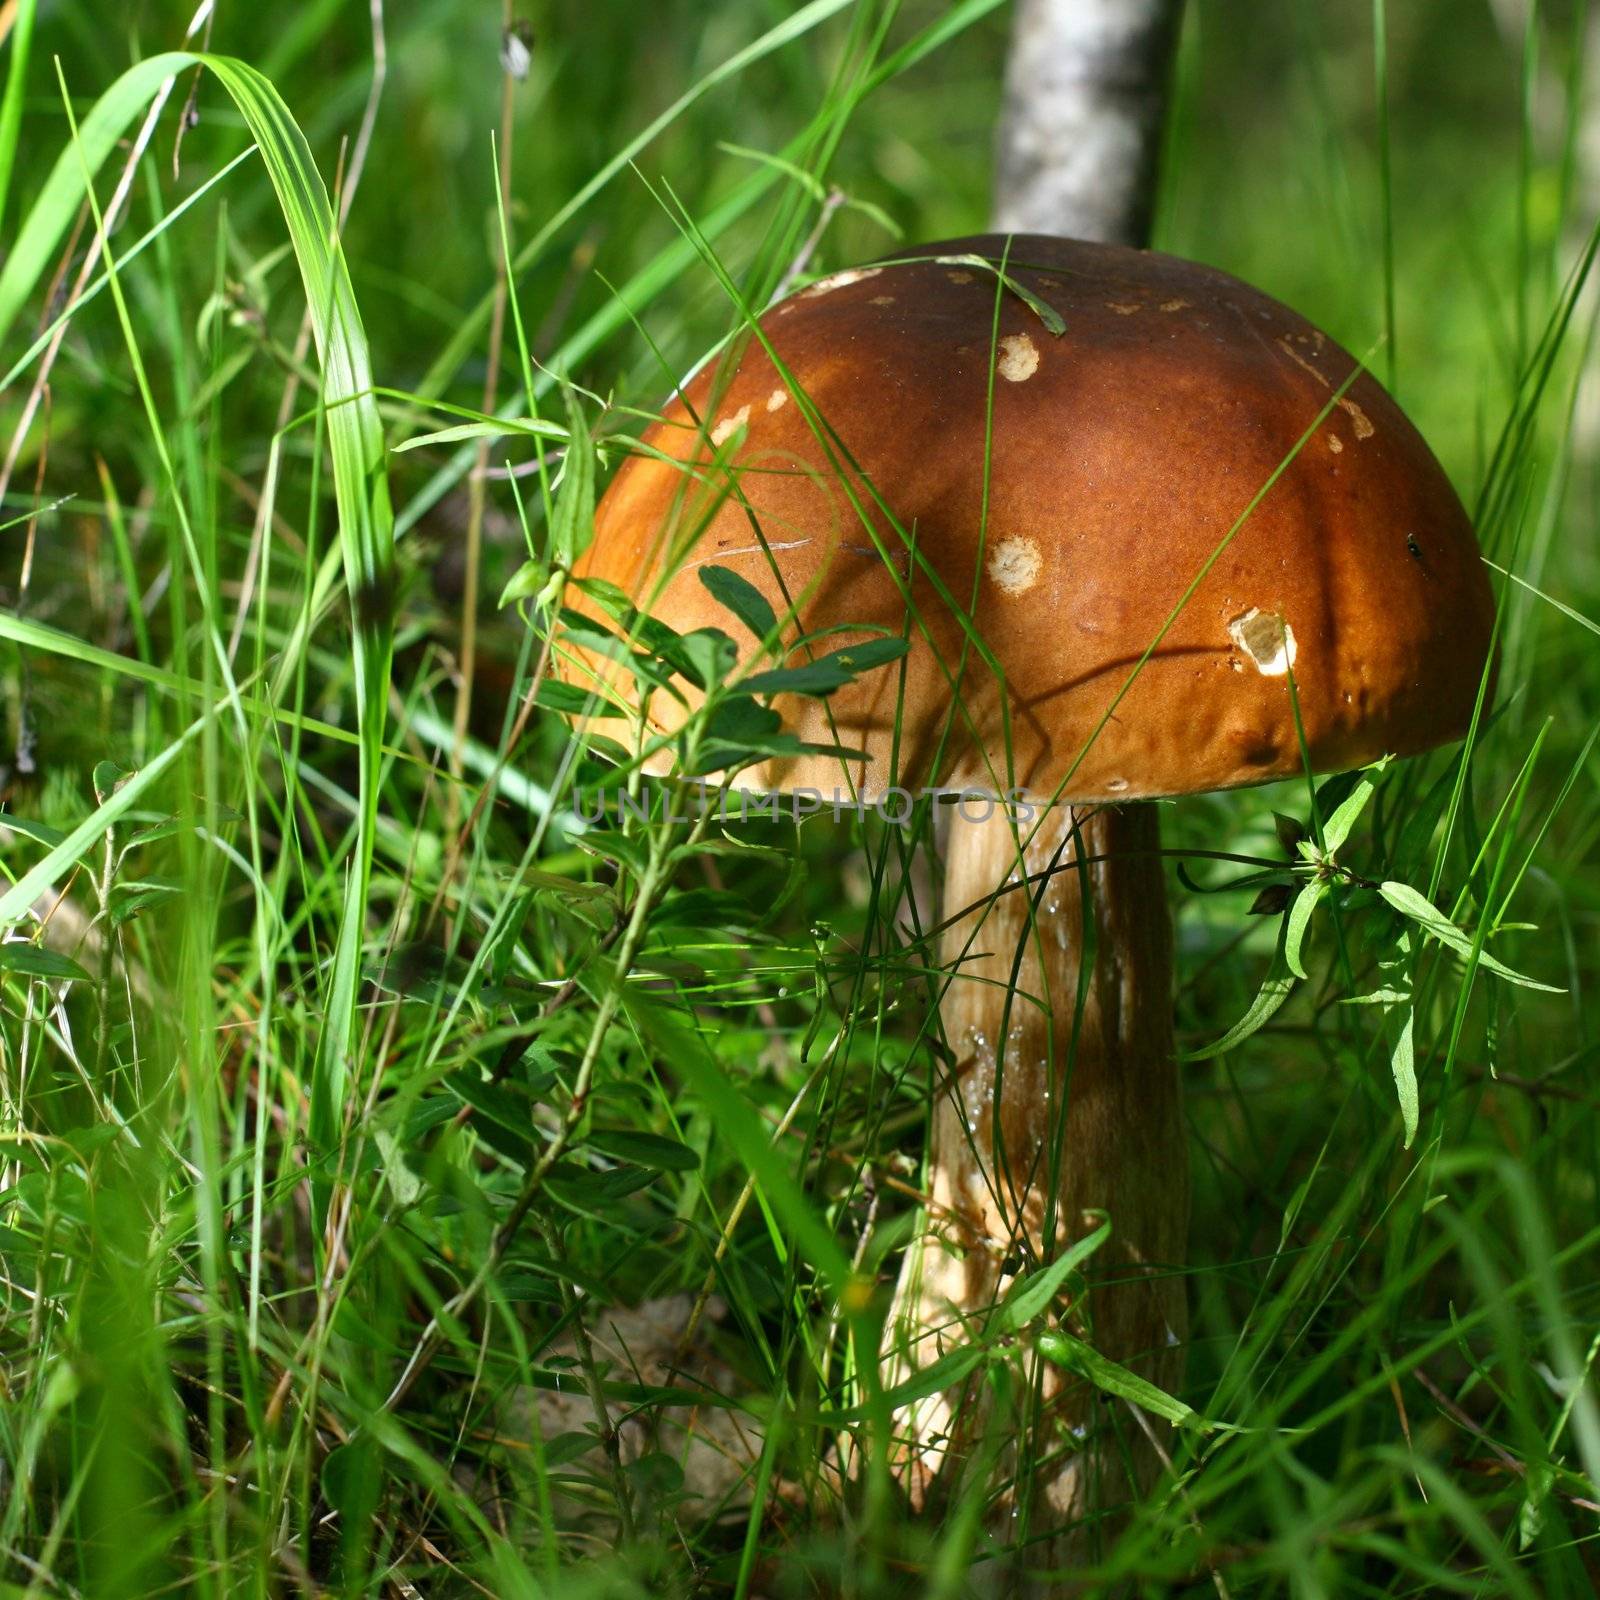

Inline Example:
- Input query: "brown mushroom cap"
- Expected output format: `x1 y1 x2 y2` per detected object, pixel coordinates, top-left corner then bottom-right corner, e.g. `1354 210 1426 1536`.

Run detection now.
569 233 1495 802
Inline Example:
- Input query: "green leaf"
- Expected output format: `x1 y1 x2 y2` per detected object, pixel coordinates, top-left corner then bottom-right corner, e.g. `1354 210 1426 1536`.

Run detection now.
1319 756 1389 855
671 627 738 691
109 878 184 926
1181 924 1296 1060
574 827 653 875
1248 883 1292 916
1342 986 1411 1007
0 944 92 982
1036 1331 1203 1427
392 415 566 454
550 386 596 568
586 1128 700 1172
449 1073 538 1166
1518 1458 1556 1551
626 1452 685 1499
742 636 909 697
128 807 243 847
999 1216 1110 1332
1378 881 1562 992
1284 878 1329 981
544 1431 600 1468
698 564 776 641
320 1438 381 1523
546 1161 659 1207
534 679 627 718
92 760 132 804
499 558 549 608
817 1343 989 1427
1390 1003 1419 1148
703 696 782 745
0 813 68 848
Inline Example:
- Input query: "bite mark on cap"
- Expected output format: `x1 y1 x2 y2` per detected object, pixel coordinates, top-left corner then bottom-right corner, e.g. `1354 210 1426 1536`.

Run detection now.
988 536 1043 595
710 405 750 447
997 333 1039 382
1229 608 1297 676
803 266 882 298
1337 397 1375 439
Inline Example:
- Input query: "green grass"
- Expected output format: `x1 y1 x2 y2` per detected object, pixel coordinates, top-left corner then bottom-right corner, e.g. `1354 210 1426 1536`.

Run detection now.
2 1 1599 1595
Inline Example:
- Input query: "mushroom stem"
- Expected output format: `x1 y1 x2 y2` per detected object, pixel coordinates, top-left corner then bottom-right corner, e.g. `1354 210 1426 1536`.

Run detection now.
892 801 1188 1537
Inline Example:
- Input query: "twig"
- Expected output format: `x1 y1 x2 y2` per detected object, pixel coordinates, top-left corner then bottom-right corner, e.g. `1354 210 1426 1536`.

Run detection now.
769 185 845 303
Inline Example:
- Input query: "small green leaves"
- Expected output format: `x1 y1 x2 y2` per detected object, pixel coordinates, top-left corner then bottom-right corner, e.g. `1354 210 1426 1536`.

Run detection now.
698 564 776 641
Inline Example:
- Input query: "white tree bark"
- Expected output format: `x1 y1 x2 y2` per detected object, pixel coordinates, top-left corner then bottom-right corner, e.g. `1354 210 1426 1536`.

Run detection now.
993 0 1185 246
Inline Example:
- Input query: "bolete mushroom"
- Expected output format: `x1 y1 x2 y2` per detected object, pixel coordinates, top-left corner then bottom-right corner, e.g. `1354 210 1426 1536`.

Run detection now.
561 234 1495 1527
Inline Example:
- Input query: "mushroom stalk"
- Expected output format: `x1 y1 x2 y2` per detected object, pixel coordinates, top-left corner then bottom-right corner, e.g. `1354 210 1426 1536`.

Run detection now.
893 801 1188 1533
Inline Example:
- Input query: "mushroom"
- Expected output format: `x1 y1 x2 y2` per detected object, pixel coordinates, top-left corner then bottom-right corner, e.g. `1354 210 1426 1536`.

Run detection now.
563 235 1495 1526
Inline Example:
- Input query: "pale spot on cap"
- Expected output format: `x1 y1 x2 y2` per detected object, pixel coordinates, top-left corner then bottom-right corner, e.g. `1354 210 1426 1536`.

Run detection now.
1337 397 1375 439
1160 298 1190 312
1229 608 1298 676
1327 433 1344 454
987 536 1043 595
946 270 975 285
710 404 750 447
765 387 788 413
1107 301 1142 315
996 333 1039 383
802 266 882 298
869 294 895 306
